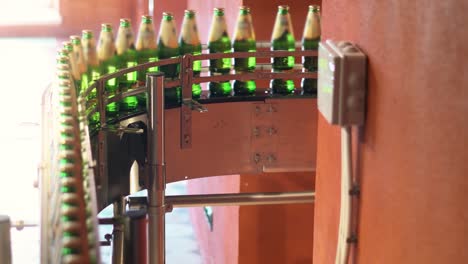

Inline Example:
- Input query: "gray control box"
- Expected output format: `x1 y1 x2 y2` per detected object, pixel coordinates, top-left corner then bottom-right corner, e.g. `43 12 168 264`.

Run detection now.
317 40 367 126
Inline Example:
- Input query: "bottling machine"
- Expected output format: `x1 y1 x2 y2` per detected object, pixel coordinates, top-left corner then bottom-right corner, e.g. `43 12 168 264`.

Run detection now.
40 44 319 264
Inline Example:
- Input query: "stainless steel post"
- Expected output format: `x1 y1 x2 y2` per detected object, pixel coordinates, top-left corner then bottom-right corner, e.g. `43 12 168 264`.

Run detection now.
0 215 11 264
146 73 166 264
111 197 127 264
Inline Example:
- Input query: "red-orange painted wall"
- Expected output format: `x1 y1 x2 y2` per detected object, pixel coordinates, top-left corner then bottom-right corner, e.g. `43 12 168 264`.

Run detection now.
314 1 468 263
152 1 187 33
187 175 241 264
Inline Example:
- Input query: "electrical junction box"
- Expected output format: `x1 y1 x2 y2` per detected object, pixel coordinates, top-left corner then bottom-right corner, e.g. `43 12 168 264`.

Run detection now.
317 40 367 126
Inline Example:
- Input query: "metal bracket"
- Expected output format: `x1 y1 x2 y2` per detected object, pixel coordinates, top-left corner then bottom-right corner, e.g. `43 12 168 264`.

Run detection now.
250 103 278 170
180 102 193 149
180 54 208 149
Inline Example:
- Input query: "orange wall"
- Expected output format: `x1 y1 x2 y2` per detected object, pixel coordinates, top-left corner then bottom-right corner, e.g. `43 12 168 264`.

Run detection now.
238 172 315 264
152 1 187 33
314 0 468 263
187 175 241 264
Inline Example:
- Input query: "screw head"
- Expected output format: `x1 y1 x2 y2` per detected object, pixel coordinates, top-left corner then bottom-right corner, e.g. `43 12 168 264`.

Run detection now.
104 233 112 241
266 154 276 163
253 127 260 137
268 127 277 136
253 153 261 164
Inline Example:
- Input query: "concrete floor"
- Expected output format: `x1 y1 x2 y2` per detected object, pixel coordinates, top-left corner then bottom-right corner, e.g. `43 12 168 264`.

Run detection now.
0 38 202 263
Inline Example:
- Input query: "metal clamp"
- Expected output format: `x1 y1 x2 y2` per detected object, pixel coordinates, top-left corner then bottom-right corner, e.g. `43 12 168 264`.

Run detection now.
101 125 144 136
184 99 208 113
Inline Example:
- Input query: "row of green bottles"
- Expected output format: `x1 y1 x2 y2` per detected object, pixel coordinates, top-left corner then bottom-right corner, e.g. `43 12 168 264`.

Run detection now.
54 75 96 262
270 5 321 95
208 6 258 97
65 6 319 130
76 13 203 123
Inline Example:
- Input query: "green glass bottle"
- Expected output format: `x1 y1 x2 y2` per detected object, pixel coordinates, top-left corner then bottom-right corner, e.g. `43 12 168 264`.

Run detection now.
208 8 232 97
158 12 181 105
81 30 101 129
116 18 139 112
270 5 296 95
81 30 100 98
62 41 82 90
233 6 256 96
70 36 88 94
158 12 179 79
97 23 120 118
301 5 321 95
135 15 158 106
179 9 202 99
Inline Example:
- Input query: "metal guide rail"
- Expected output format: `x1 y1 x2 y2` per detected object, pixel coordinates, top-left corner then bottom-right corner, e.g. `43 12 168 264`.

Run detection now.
80 48 319 208
42 46 318 264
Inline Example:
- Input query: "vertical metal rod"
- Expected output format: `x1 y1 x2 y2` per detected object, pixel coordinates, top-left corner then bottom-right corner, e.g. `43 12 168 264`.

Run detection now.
97 79 108 208
0 215 11 264
146 73 166 264
111 197 127 264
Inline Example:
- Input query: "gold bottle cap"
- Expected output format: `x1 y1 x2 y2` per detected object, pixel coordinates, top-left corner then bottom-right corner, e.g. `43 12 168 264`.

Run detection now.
101 23 113 32
309 5 320 12
214 7 225 15
120 18 131 27
82 30 93 39
142 15 153 24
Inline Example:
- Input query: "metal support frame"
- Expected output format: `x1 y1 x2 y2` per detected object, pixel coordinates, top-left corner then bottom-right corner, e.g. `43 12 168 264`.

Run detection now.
123 191 315 213
165 191 314 209
146 73 166 264
96 79 108 209
79 48 319 264
102 191 315 223
0 215 11 264
111 197 126 264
